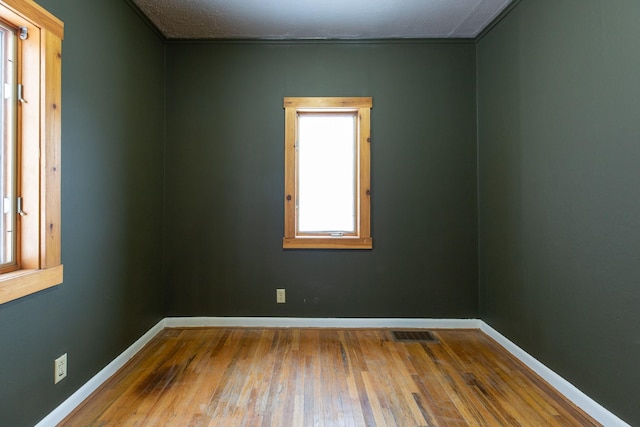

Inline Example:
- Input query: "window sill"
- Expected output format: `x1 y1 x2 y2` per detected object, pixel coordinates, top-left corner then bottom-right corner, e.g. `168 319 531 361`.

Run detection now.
283 237 372 249
0 265 63 305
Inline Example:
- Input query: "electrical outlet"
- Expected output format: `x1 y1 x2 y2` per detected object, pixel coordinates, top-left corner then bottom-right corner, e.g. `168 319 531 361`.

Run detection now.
276 288 286 304
55 353 67 384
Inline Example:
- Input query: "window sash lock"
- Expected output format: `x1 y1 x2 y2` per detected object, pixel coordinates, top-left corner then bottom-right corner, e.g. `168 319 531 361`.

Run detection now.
17 197 26 216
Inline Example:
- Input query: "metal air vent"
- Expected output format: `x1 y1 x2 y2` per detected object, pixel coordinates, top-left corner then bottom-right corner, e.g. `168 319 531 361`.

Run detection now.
391 330 438 342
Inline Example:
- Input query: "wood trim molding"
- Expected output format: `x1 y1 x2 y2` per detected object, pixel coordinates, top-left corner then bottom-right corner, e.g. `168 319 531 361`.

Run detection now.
284 97 372 109
283 237 373 249
0 265 62 304
40 29 62 268
0 0 63 39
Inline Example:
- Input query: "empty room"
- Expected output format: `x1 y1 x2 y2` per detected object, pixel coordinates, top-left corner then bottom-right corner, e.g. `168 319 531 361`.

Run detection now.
0 0 638 425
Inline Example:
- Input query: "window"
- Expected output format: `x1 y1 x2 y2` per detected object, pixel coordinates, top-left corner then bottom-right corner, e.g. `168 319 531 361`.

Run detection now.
0 0 63 305
0 20 17 269
283 97 372 249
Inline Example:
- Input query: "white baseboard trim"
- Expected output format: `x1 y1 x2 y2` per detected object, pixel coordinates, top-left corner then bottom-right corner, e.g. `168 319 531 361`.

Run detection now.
35 319 166 427
163 316 482 329
480 321 630 427
35 317 628 427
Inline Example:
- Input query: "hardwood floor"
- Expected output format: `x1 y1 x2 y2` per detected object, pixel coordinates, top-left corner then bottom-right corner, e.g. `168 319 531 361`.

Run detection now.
59 328 600 426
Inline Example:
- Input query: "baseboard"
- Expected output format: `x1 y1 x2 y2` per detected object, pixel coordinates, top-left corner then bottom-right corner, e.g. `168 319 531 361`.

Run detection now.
34 319 166 427
163 316 481 329
35 317 628 427
480 321 630 427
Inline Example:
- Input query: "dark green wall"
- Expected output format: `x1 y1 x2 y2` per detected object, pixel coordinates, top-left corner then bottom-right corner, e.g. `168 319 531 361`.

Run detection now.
478 0 640 424
0 1 165 426
164 42 479 318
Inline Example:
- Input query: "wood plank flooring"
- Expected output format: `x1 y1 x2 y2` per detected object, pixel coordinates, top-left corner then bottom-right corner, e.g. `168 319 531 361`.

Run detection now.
59 328 600 426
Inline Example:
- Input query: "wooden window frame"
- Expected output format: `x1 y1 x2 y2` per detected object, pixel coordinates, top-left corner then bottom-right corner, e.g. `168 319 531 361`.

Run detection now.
283 97 372 249
0 0 63 304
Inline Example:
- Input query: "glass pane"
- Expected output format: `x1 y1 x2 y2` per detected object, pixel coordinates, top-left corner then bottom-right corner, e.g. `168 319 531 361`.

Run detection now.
297 112 356 233
0 24 16 266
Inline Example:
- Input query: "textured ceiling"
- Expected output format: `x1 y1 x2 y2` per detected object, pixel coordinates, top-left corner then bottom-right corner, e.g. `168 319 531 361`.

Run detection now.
132 0 514 40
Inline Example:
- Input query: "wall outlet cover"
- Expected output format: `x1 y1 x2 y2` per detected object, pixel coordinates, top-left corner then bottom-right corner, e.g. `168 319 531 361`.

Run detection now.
55 353 67 384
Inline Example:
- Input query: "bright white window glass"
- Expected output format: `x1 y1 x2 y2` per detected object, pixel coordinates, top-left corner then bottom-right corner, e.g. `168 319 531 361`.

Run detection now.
0 23 16 267
297 112 356 234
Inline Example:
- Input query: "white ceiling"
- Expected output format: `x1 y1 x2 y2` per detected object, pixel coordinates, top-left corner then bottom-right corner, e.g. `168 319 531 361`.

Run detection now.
132 0 514 40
